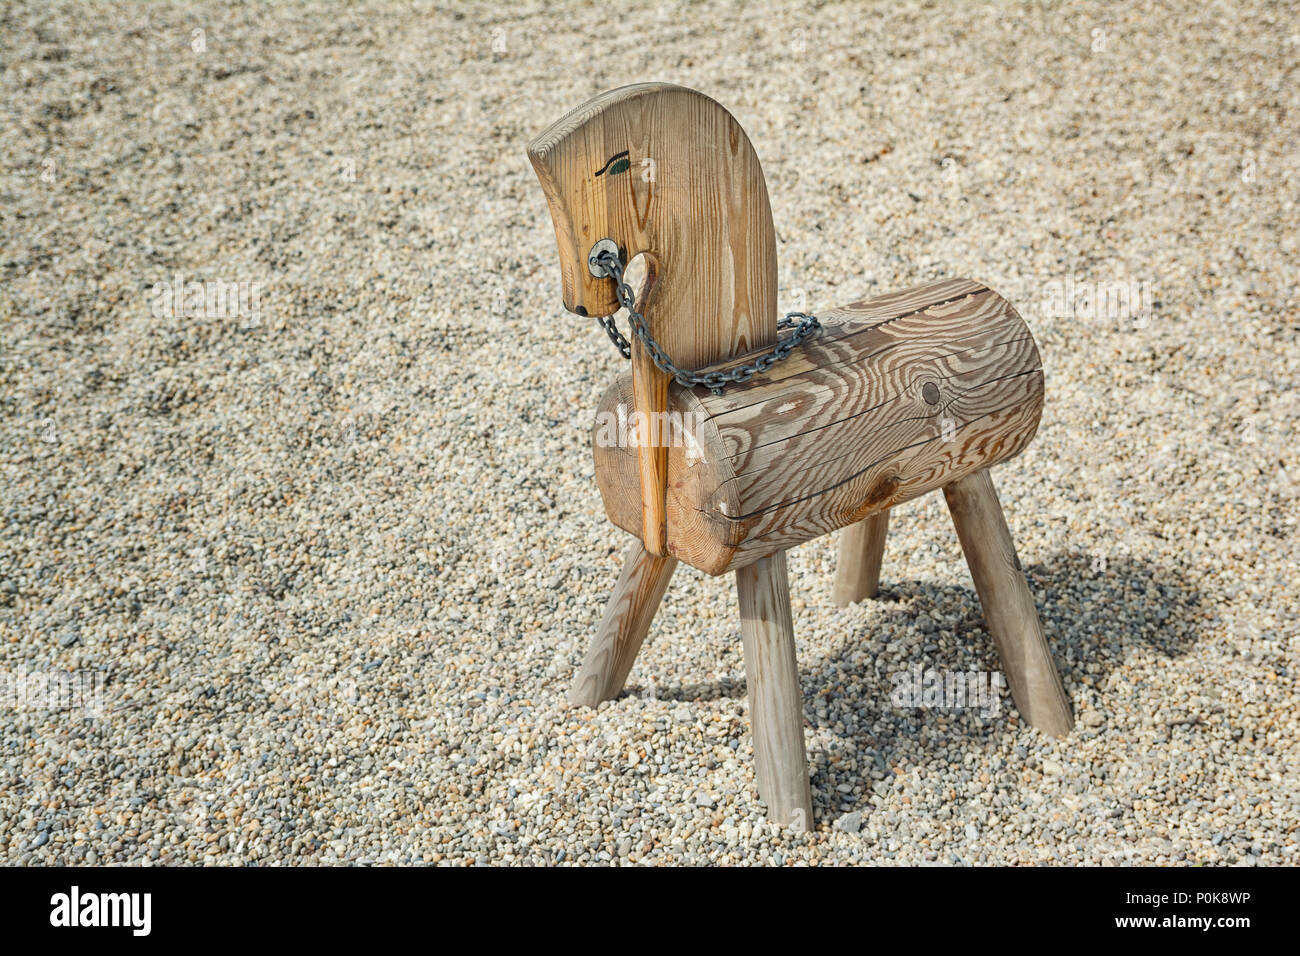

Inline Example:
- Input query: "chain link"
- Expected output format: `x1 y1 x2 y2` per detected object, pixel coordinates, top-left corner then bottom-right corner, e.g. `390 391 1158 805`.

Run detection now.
588 248 820 396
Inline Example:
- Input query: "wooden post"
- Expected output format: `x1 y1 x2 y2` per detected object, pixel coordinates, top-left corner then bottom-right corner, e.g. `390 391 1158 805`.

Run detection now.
569 540 677 707
631 348 669 555
942 469 1073 736
832 511 889 606
736 551 813 827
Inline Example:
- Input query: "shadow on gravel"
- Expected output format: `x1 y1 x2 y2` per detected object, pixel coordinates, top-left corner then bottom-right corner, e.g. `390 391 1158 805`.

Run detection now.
626 550 1206 823
1023 550 1206 663
817 549 1207 729
645 550 1205 702
792 550 1208 821
650 675 746 703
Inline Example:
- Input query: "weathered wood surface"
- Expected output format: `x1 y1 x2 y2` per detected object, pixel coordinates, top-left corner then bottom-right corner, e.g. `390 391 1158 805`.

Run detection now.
529 83 778 556
594 278 1044 575
569 540 678 707
832 510 889 605
943 469 1074 736
631 348 670 555
735 551 813 827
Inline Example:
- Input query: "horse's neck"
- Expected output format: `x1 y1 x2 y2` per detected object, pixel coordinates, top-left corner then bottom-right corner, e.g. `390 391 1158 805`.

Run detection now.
644 218 779 369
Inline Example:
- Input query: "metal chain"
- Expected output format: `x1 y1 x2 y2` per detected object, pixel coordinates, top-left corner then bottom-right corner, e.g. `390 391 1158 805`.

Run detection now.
588 248 820 396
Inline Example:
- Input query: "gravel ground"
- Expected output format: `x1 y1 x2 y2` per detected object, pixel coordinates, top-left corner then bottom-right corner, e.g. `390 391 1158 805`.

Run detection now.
1 0 1297 865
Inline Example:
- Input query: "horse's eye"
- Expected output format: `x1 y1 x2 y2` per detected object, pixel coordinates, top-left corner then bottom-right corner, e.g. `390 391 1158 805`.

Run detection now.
606 157 631 176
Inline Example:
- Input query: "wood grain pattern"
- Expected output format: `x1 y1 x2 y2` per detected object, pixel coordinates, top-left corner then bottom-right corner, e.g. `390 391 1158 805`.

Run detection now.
529 83 778 558
735 550 813 827
832 511 889 605
593 280 1044 574
631 347 669 555
942 470 1074 737
569 540 678 707
727 392 1042 566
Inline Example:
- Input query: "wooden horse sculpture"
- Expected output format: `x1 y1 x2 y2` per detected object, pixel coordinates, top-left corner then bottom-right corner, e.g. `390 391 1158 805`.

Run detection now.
528 83 1073 826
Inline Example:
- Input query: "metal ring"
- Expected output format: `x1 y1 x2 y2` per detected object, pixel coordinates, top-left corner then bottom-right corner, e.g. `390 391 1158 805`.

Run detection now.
587 239 620 277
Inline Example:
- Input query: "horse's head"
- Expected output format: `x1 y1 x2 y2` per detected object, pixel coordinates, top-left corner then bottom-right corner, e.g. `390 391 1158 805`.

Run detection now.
527 82 777 364
527 83 779 555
